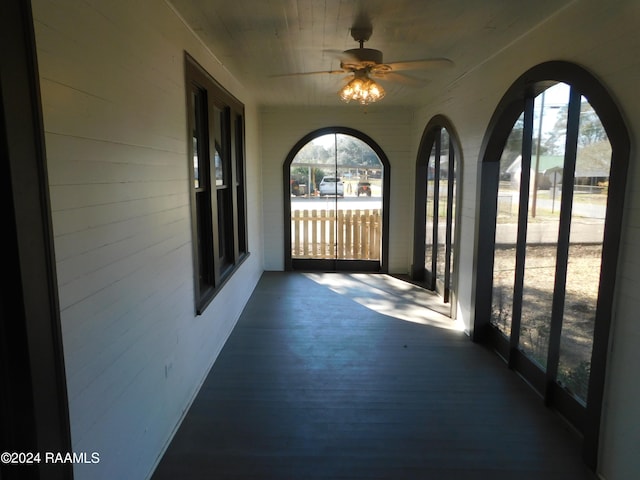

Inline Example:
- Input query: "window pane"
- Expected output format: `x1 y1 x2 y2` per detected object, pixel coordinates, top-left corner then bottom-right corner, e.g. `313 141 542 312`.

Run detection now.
217 188 235 273
191 90 204 189
519 83 570 368
337 134 382 260
290 133 383 260
449 140 457 298
213 105 227 186
425 143 436 275
557 97 611 402
491 113 523 335
235 115 247 255
189 85 215 297
436 129 449 287
290 134 336 259
193 136 200 188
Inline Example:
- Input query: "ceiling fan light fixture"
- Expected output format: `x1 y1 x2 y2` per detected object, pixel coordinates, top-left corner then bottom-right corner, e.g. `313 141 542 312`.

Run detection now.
338 72 385 105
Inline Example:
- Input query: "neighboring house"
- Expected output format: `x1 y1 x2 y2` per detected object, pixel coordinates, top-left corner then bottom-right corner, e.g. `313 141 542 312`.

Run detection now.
506 145 611 190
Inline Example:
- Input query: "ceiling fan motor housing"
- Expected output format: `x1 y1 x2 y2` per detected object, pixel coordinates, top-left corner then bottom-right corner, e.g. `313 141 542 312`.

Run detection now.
342 48 384 68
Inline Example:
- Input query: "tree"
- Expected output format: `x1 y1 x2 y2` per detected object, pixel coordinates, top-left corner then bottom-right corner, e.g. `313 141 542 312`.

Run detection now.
293 142 332 164
337 135 379 167
577 102 608 146
291 166 325 189
543 100 608 154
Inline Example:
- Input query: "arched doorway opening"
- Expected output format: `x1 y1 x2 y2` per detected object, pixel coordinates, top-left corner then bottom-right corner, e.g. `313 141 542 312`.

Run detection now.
283 127 390 272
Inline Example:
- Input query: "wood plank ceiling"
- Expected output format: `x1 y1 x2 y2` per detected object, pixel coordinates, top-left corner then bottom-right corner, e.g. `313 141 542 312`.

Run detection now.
168 0 575 107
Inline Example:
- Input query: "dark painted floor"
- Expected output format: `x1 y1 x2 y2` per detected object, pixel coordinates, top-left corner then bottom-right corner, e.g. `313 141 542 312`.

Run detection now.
152 272 595 480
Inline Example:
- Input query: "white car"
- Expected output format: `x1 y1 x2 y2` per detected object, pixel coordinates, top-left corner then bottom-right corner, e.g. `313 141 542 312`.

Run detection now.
319 176 344 196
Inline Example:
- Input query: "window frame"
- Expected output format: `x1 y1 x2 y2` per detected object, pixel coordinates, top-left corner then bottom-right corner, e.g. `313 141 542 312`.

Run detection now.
412 116 462 314
474 61 630 470
282 126 391 272
185 54 249 314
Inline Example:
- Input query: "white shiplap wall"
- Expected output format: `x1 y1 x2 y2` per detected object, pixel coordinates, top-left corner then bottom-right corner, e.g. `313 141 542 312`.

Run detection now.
410 1 640 478
28 0 640 478
32 0 263 479
259 106 415 273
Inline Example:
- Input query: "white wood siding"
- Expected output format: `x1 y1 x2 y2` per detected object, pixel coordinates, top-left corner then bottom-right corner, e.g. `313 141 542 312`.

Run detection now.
28 0 640 479
32 1 263 479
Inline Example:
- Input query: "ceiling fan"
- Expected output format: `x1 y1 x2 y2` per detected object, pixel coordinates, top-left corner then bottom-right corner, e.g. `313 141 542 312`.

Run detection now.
274 25 453 104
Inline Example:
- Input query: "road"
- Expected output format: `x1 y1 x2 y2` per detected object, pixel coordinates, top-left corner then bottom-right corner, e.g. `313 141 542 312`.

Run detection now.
290 196 382 211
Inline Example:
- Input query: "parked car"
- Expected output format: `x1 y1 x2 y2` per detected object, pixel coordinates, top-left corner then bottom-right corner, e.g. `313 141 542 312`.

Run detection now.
319 176 344 196
356 181 372 197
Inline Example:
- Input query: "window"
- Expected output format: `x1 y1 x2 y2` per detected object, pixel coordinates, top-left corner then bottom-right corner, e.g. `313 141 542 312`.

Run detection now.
185 54 248 313
475 62 629 469
283 128 390 272
412 116 461 312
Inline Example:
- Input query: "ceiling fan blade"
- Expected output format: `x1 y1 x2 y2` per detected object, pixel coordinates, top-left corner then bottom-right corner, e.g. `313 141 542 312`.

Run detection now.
385 58 453 71
371 71 429 87
270 69 346 78
322 49 361 68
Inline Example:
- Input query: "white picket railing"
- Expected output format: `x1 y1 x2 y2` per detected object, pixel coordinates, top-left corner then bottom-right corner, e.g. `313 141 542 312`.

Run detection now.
291 209 381 260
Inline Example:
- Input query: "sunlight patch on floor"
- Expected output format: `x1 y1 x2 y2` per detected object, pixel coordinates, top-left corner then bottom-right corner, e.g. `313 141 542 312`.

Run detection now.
304 273 465 332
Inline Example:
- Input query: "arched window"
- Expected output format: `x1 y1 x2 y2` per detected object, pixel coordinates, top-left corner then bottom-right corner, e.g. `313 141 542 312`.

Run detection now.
283 127 390 272
412 116 462 316
475 62 629 469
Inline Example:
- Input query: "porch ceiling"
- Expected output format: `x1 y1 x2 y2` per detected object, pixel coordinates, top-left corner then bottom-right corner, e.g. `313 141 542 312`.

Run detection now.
168 0 575 107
